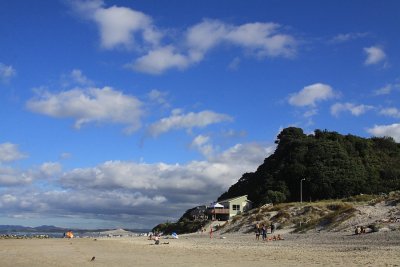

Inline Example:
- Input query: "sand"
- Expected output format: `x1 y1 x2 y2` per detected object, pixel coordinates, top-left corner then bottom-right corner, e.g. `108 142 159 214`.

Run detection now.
1 231 400 267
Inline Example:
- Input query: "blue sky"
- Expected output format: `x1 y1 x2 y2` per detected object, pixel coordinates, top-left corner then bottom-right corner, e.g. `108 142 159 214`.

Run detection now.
0 0 399 229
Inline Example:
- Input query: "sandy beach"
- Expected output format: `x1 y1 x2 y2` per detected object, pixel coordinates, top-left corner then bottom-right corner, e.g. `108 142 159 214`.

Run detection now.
1 231 400 267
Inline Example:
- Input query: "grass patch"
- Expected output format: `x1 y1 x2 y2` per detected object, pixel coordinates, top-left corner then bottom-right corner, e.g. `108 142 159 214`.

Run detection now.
293 203 356 233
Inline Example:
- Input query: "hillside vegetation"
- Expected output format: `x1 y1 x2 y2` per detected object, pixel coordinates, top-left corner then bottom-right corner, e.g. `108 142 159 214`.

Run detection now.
219 127 400 206
154 127 400 234
220 191 400 234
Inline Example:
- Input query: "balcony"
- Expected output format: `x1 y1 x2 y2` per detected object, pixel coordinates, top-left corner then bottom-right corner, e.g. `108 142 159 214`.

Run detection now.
208 208 229 215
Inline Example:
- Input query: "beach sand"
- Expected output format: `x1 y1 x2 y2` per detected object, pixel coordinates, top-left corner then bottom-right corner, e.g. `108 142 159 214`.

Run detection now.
1 231 399 267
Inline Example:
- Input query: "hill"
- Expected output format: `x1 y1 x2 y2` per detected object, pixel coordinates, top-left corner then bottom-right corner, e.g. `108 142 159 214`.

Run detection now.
154 127 400 234
218 127 400 207
220 192 400 234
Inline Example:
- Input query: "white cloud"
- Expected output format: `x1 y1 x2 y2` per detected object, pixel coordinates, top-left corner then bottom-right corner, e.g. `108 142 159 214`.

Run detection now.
132 19 295 74
128 46 190 74
186 20 296 58
329 32 368 43
228 57 241 70
62 69 94 88
225 22 296 58
331 102 374 117
186 19 228 54
367 123 400 142
0 143 27 163
70 69 93 86
60 152 72 160
71 1 297 74
39 162 62 177
0 63 16 82
58 141 273 204
191 135 214 156
26 87 143 134
379 107 400 118
72 0 161 50
303 109 318 118
147 89 170 108
0 166 32 186
288 83 336 107
147 109 233 137
0 140 275 227
364 46 386 65
374 83 400 96
73 2 296 75
374 84 393 95
0 161 61 187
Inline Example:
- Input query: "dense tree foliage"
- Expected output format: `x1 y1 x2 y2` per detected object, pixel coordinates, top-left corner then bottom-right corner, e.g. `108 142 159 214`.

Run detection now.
152 207 205 234
218 127 400 206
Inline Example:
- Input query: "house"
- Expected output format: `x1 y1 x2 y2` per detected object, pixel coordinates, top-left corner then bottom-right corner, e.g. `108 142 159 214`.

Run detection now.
207 195 252 221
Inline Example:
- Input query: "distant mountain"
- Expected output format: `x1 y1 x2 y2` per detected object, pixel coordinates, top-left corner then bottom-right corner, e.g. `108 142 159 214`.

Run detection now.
0 225 151 234
0 225 34 232
218 127 400 207
0 225 68 233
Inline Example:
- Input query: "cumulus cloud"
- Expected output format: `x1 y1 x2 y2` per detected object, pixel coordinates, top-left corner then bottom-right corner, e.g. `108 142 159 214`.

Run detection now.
26 87 143 134
288 83 336 107
374 84 393 95
224 22 296 58
70 2 296 74
61 69 94 88
0 189 167 219
379 107 400 118
329 32 368 43
71 0 161 49
0 161 62 187
39 162 62 177
147 109 233 137
147 89 170 108
0 63 16 82
130 20 296 74
0 143 27 163
70 69 93 86
364 46 386 65
0 166 33 186
191 135 214 156
186 20 296 58
0 141 275 227
330 102 374 117
128 46 190 74
58 142 273 203
367 123 400 142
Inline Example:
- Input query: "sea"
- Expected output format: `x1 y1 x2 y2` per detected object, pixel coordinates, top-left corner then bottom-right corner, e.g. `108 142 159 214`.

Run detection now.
1 229 151 238
1 231 65 238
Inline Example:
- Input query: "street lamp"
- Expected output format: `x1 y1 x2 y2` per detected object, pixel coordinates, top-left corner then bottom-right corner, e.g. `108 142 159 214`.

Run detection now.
300 178 306 203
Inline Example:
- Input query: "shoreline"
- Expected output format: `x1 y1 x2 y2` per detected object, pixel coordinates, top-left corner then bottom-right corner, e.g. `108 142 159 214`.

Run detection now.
1 231 399 266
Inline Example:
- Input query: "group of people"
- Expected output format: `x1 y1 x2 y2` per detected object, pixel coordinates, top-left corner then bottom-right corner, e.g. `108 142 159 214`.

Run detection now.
355 226 366 235
63 231 74 238
255 223 283 241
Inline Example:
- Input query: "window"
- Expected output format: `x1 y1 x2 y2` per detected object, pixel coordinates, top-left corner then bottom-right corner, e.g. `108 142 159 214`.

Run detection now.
232 204 240 211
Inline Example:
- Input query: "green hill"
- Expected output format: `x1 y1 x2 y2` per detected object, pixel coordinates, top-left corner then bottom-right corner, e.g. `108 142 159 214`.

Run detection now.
218 127 400 207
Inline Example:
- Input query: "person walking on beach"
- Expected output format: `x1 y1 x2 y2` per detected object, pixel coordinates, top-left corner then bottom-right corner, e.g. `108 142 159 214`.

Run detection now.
255 223 260 240
209 225 213 239
261 224 267 241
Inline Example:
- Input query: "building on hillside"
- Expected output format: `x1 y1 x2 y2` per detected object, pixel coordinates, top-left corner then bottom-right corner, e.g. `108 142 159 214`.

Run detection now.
207 195 252 221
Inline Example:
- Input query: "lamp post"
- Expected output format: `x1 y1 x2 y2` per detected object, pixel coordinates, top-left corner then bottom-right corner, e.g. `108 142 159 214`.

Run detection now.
300 178 306 203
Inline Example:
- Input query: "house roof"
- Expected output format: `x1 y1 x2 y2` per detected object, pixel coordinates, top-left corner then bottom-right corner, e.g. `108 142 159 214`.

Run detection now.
219 195 252 203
